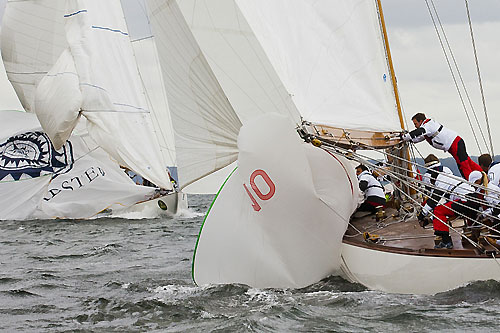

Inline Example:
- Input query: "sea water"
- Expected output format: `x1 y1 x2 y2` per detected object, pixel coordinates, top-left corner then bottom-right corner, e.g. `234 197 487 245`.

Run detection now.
1 195 499 332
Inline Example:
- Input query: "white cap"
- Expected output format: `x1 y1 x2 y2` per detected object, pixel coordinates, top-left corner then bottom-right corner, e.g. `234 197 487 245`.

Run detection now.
468 170 482 183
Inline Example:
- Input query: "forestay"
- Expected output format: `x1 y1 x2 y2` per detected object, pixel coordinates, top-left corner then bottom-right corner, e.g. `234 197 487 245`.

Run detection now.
1 0 172 190
147 0 242 189
193 114 358 288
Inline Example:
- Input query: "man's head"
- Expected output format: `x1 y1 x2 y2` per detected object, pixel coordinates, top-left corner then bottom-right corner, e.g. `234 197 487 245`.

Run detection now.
411 113 426 128
478 153 492 172
424 154 440 167
355 164 368 176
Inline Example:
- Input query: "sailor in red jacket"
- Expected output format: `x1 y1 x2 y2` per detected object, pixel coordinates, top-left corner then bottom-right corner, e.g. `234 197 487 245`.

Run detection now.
402 113 481 180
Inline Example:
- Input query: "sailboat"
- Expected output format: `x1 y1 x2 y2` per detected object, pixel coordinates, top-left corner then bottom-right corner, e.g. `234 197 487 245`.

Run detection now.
0 0 186 219
142 0 500 294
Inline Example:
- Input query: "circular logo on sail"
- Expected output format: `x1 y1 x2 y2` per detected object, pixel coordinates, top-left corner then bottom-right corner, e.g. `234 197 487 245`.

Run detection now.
0 131 74 181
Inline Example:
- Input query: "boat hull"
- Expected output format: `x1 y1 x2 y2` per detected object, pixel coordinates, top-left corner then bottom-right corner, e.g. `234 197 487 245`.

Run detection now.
116 191 188 216
341 242 500 295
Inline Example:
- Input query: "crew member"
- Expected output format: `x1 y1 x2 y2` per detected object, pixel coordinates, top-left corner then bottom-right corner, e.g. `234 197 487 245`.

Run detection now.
418 154 454 226
402 113 481 180
431 170 484 249
478 153 500 187
355 164 386 214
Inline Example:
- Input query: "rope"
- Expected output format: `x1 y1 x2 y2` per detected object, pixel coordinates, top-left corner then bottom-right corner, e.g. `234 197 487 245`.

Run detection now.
492 253 500 270
464 0 494 156
325 144 492 250
349 144 500 233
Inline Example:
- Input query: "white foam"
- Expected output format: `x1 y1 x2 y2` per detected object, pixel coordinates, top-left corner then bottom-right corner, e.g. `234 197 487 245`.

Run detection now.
149 284 208 303
175 207 205 219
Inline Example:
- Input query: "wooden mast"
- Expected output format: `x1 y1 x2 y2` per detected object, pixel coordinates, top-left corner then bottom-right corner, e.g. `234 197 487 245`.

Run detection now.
376 0 405 130
376 0 416 196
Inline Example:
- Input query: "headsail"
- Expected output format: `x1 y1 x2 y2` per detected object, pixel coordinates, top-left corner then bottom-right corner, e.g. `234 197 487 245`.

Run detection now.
147 0 242 189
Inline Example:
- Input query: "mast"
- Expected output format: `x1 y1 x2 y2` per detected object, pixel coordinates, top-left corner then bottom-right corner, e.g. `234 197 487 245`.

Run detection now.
376 0 415 197
376 0 405 131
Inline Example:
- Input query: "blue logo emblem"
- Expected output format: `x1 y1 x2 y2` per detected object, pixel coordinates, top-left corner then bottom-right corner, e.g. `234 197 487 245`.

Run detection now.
0 131 74 181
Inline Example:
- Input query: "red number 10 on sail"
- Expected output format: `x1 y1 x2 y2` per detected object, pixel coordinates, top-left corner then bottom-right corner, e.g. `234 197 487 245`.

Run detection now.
243 170 276 211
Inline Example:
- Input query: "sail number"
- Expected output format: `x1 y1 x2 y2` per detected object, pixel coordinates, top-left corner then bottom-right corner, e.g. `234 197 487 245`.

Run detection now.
243 169 275 212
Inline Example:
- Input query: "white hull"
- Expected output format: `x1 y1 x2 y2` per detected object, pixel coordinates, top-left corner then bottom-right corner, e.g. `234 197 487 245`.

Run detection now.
341 242 500 295
115 191 188 217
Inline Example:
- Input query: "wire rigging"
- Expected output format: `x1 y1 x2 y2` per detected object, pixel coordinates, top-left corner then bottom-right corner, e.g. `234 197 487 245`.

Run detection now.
424 0 485 154
464 0 494 156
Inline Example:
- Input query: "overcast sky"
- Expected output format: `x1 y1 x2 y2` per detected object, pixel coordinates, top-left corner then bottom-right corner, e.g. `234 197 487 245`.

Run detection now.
1 0 499 158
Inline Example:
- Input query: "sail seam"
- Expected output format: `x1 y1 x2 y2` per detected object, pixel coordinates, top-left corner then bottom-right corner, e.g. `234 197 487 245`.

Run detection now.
64 10 88 18
91 25 129 36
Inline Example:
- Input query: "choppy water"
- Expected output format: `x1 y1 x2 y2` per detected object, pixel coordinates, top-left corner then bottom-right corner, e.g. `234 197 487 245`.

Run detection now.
1 194 500 332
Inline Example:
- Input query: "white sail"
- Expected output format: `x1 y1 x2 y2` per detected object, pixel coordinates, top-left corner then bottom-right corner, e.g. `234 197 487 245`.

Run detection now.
147 0 242 189
33 141 155 219
177 0 401 132
0 111 52 220
176 0 301 125
131 37 176 168
193 113 358 288
0 111 156 220
34 48 82 148
1 0 173 190
1 0 67 114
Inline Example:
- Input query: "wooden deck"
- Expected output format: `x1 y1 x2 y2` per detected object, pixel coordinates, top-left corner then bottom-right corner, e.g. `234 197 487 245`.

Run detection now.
343 207 499 258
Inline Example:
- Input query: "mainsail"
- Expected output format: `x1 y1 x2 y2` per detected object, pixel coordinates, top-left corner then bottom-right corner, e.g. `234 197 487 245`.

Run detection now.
177 0 402 132
1 0 172 190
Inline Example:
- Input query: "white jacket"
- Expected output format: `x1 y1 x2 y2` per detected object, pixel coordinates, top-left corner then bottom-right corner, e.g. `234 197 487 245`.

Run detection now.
447 175 474 202
403 119 458 152
357 170 385 200
488 162 500 187
421 164 454 215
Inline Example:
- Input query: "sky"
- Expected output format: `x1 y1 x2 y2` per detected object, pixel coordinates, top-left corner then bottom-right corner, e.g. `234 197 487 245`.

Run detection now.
1 0 499 159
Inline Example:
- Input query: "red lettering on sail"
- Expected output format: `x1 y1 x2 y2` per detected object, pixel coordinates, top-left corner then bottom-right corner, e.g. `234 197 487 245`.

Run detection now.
250 170 275 200
243 183 261 211
244 169 275 211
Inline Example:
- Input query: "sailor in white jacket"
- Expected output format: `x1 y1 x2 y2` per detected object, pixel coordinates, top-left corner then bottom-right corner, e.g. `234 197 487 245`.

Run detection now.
478 153 500 187
402 112 481 180
355 164 386 214
418 154 454 223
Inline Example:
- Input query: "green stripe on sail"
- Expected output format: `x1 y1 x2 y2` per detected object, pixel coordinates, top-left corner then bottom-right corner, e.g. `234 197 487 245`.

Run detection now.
191 166 238 285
